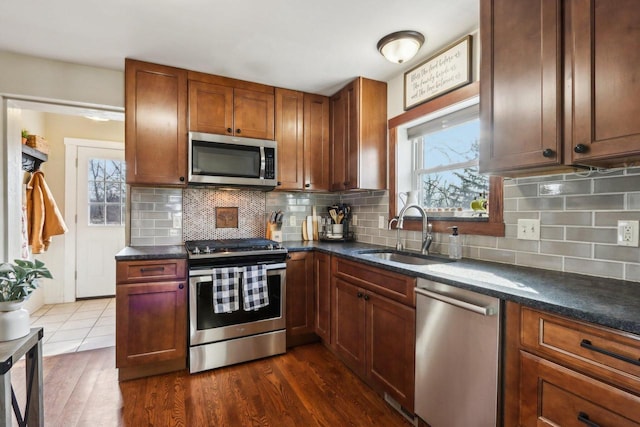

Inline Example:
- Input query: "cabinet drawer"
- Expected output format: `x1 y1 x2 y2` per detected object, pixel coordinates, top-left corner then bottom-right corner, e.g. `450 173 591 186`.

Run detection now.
520 352 640 426
116 259 186 284
332 257 415 306
521 307 640 395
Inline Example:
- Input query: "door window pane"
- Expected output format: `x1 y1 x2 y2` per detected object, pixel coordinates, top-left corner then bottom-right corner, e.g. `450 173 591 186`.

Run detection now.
88 158 126 225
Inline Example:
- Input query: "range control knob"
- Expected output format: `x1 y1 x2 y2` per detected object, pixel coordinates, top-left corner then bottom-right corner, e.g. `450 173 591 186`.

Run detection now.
192 247 200 254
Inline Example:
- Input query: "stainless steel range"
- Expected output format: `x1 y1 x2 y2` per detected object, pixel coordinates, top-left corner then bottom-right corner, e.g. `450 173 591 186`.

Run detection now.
186 238 287 373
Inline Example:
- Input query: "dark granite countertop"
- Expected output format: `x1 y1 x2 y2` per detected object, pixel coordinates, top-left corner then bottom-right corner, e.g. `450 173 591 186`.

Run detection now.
115 245 187 261
284 240 640 335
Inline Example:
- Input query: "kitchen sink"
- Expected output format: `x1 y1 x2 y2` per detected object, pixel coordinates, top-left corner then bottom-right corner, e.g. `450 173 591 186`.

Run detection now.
356 250 454 266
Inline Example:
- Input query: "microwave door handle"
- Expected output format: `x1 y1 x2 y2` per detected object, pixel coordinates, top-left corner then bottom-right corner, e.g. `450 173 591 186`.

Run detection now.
259 146 266 179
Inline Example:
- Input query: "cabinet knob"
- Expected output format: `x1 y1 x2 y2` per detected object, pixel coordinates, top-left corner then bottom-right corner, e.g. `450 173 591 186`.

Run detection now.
178 284 184 289
227 128 233 133
179 176 185 182
277 181 282 186
344 182 349 187
363 294 370 301
574 144 588 154
542 148 554 158
305 183 310 188
357 292 363 298
286 254 291 259
236 129 241 134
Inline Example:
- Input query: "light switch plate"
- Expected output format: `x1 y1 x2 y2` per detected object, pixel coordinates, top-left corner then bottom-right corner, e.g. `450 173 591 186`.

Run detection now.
517 219 540 241
617 220 639 246
352 215 358 226
289 215 296 227
379 216 385 229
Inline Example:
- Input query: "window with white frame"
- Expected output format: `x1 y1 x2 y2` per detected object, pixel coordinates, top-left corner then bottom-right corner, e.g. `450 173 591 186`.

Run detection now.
88 158 126 225
404 102 489 217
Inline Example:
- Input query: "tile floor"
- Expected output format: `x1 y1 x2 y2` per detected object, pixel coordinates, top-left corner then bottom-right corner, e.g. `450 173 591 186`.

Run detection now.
30 298 115 357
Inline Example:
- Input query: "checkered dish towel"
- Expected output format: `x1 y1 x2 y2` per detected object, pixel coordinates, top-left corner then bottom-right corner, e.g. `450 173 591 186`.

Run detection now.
243 265 269 311
213 267 240 313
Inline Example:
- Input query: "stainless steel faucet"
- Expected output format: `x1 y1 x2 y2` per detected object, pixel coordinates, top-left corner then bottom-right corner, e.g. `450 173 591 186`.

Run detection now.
397 203 433 255
388 217 403 250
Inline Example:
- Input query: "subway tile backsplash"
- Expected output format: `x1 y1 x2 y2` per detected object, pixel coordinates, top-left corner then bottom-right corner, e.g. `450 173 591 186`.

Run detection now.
130 167 640 283
130 188 183 246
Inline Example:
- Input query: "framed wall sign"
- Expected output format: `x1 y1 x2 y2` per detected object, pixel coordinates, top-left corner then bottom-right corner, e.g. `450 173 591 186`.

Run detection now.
404 35 472 110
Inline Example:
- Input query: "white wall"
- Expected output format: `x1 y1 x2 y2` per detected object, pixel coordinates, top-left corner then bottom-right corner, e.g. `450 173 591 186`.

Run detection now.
1 51 124 309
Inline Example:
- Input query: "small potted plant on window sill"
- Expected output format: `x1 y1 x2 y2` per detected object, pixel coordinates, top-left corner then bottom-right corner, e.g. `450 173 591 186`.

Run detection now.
21 129 29 145
0 259 52 341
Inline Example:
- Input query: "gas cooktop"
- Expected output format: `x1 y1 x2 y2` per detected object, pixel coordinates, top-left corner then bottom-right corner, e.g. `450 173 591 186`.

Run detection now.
185 238 286 259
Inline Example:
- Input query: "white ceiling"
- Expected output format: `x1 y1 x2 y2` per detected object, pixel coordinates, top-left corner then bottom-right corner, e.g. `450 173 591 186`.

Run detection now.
0 0 478 96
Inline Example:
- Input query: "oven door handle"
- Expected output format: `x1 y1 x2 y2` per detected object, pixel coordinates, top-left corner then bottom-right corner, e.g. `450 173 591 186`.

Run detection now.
189 263 286 277
190 275 213 285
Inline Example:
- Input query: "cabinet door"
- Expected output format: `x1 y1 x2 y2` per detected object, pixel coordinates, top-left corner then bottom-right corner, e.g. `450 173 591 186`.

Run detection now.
345 81 359 190
479 0 562 173
116 280 187 368
286 251 315 346
233 88 275 140
304 93 330 191
332 278 366 376
314 252 331 342
366 292 415 412
275 88 304 190
567 0 640 166
188 80 234 135
125 59 188 186
519 351 640 426
329 88 348 191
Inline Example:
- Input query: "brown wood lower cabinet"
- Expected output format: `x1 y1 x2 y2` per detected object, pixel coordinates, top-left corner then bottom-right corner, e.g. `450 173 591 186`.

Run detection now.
314 252 331 342
115 259 187 381
505 302 640 425
331 257 416 412
285 251 317 346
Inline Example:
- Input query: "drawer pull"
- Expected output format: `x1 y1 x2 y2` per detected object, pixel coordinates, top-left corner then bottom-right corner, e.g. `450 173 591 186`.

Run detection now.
580 339 640 367
140 266 165 274
577 412 601 427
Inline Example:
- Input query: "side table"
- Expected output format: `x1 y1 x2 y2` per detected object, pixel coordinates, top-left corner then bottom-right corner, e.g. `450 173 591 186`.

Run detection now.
0 327 44 427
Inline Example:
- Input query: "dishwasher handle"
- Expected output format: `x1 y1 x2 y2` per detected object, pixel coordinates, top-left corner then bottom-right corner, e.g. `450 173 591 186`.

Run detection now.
415 287 497 316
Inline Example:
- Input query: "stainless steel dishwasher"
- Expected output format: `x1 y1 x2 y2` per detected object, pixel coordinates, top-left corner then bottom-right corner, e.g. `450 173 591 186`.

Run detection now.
414 278 501 427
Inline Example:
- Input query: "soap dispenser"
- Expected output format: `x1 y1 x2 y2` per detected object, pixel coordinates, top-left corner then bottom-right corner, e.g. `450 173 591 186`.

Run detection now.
448 226 462 260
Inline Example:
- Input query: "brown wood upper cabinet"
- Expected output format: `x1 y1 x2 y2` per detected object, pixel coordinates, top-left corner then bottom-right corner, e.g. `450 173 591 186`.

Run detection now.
330 77 387 191
274 89 330 191
480 0 640 175
125 59 188 186
188 73 275 140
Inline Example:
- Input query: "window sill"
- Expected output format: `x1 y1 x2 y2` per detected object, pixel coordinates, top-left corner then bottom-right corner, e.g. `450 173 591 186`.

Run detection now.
395 217 505 237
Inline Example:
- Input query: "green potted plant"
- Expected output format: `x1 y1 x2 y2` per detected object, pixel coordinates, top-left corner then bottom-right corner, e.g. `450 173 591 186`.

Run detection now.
0 259 52 341
21 129 29 145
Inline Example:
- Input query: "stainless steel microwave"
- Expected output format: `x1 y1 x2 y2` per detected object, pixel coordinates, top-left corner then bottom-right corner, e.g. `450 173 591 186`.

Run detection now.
188 132 277 190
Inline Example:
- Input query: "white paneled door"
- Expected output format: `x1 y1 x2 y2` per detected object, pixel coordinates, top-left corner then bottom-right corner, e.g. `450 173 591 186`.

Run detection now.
75 145 125 298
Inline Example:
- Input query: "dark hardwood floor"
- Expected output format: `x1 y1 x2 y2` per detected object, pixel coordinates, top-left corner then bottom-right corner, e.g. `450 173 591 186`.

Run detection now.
12 343 410 426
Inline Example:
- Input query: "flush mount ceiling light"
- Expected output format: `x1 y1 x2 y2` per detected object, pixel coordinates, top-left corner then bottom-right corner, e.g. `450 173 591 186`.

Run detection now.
377 30 425 64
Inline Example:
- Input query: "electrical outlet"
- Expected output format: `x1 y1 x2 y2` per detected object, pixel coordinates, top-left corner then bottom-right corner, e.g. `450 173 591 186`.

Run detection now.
352 215 358 226
172 213 182 229
517 219 540 241
617 220 639 246
378 216 385 229
289 215 296 227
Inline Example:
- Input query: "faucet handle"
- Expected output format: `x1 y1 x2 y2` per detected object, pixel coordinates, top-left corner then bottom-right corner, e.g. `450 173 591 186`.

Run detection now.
427 223 432 234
